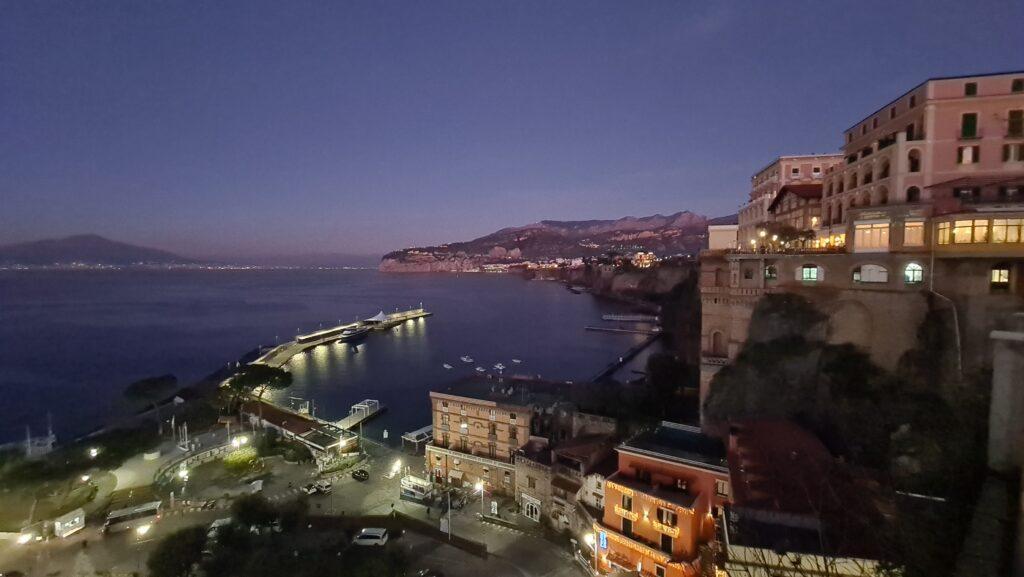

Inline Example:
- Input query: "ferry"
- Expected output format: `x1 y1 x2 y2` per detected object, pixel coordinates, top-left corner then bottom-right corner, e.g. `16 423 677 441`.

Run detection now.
460 356 474 363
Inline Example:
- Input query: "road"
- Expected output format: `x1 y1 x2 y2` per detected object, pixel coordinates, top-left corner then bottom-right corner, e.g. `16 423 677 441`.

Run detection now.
0 439 582 577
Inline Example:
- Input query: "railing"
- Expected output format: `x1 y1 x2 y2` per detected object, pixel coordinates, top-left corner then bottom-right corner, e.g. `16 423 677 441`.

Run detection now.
701 356 729 366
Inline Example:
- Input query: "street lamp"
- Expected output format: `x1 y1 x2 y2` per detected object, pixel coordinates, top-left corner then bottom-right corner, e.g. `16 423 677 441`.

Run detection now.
758 229 767 238
88 447 99 459
474 481 485 518
80 475 90 482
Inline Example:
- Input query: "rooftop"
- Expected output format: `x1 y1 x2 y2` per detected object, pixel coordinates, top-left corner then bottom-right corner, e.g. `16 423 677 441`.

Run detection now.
607 471 698 509
844 69 1024 132
767 183 823 213
430 377 572 409
619 421 728 473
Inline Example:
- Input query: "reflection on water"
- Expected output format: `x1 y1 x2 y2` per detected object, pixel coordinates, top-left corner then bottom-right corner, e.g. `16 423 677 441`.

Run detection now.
0 269 647 443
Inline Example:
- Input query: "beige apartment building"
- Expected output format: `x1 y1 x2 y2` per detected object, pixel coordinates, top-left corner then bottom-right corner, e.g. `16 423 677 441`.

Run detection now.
700 71 1024 405
425 387 533 494
738 154 844 247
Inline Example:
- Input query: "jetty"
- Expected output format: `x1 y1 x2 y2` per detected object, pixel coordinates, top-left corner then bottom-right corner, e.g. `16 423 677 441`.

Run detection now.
252 307 432 368
585 326 661 335
590 333 661 382
335 399 386 431
601 313 660 323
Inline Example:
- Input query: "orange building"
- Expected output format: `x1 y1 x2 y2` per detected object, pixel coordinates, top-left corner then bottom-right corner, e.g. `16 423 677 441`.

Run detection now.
592 423 722 577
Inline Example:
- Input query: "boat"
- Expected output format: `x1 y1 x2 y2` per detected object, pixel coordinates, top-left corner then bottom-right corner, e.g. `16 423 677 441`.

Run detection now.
493 363 506 371
512 359 522 364
460 356 474 363
442 363 453 370
337 325 370 343
475 367 486 373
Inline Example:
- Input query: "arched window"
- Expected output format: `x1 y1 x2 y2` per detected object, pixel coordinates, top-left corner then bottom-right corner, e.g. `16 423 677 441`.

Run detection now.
853 264 889 283
879 161 890 179
850 173 859 189
711 331 727 357
799 264 821 282
908 150 921 173
906 186 921 202
991 263 1011 292
859 191 871 207
904 263 924 284
876 187 889 205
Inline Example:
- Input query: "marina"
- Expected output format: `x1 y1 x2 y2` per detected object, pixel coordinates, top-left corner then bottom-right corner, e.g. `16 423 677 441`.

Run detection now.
252 307 432 368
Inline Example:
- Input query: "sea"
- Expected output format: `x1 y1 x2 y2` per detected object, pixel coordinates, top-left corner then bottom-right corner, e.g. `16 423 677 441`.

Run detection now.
0 269 660 445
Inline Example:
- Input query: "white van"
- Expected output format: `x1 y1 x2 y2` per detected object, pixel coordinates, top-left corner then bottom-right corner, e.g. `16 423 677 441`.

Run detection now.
352 527 388 546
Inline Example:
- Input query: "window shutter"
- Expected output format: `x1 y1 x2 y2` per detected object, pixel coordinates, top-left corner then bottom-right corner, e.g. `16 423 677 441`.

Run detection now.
1006 145 1012 162
974 146 981 162
817 267 825 281
957 147 964 163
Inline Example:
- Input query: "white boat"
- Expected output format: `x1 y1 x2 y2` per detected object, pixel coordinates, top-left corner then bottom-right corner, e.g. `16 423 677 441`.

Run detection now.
475 367 486 373
442 363 453 370
493 363 506 371
512 359 522 364
460 356 474 363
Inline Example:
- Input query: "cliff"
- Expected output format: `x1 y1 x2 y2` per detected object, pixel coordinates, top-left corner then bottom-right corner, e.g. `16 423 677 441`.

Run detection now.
380 211 708 272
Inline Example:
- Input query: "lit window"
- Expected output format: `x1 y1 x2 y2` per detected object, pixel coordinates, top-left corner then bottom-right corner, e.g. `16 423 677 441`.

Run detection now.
991 265 1011 291
715 480 730 497
904 221 925 246
937 222 951 245
904 263 924 284
801 265 819 282
854 222 890 251
951 219 989 244
992 219 1023 243
657 507 677 525
957 145 980 164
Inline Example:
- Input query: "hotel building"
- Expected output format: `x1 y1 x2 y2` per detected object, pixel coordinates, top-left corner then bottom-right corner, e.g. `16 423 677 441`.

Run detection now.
700 71 1024 402
592 422 727 577
738 154 844 248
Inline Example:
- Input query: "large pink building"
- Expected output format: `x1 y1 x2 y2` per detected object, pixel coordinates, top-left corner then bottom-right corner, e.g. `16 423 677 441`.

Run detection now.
700 70 1024 405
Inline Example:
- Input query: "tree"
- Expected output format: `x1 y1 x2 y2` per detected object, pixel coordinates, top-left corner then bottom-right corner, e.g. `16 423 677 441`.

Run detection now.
225 364 292 412
147 526 206 577
232 494 276 527
124 374 178 434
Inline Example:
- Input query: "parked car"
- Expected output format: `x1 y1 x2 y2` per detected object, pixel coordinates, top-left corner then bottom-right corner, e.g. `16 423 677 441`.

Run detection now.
351 469 369 482
302 483 318 495
314 480 332 495
351 528 388 546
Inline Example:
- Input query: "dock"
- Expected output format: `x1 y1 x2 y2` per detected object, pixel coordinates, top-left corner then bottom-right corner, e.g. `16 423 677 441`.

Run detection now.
335 399 387 431
590 333 661 382
601 314 659 323
251 307 431 368
585 326 661 335
401 425 433 454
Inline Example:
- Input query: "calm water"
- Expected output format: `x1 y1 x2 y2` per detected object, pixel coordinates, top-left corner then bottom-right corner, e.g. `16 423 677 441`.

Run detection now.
0 270 649 444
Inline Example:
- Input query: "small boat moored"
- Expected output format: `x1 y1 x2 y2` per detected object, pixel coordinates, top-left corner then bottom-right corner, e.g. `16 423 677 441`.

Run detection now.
475 367 486 373
460 356 474 363
442 363 453 370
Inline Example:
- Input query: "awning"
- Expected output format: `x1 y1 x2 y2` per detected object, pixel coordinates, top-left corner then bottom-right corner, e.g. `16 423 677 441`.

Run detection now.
448 470 464 480
925 174 1024 189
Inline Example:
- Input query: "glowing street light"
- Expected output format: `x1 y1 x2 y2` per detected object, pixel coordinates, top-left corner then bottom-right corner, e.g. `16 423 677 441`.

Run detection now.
583 532 595 549
758 229 767 238
475 481 486 518
80 475 90 483
88 447 99 459
231 435 249 448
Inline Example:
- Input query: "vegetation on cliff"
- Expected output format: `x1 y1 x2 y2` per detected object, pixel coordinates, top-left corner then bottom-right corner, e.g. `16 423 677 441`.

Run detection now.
703 293 989 576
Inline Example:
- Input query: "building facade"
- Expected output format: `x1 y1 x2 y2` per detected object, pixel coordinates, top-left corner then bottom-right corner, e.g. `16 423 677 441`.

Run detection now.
592 423 725 577
738 154 844 248
425 389 531 494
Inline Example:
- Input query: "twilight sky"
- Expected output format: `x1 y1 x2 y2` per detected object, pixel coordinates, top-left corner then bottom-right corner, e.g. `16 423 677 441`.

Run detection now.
2 1 1022 258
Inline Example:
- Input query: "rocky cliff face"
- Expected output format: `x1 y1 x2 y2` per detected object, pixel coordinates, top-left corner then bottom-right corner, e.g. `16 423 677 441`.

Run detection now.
380 211 708 272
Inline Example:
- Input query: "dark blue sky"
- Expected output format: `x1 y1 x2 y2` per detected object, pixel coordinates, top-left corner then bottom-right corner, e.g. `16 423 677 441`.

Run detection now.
2 1 1021 257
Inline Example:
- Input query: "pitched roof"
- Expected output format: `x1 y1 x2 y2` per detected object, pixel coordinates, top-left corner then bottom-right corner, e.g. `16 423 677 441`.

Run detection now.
767 183 823 213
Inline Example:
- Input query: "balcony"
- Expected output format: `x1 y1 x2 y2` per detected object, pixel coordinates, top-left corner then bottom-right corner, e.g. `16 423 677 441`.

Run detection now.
701 355 729 367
